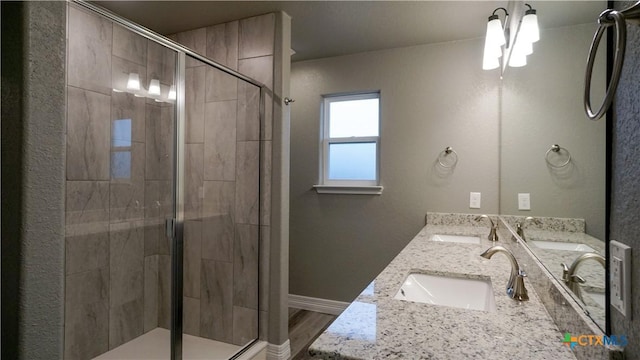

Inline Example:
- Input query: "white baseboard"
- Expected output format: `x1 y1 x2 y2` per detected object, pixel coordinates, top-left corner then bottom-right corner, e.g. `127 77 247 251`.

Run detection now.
267 340 291 360
288 294 349 315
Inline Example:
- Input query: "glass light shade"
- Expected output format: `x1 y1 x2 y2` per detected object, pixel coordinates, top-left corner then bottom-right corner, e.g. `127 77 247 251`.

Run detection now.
126 73 140 91
148 79 161 96
483 52 500 70
520 38 533 55
520 13 540 43
168 85 176 100
508 45 527 67
485 18 506 48
508 34 528 68
482 40 501 70
484 38 502 58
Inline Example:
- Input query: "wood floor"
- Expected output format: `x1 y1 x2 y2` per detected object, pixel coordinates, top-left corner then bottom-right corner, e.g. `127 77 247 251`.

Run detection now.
288 308 337 360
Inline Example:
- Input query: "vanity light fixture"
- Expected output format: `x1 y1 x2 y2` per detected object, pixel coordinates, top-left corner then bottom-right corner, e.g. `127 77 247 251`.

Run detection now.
520 4 540 44
126 72 141 91
482 7 508 70
168 85 177 100
483 3 540 70
148 79 161 96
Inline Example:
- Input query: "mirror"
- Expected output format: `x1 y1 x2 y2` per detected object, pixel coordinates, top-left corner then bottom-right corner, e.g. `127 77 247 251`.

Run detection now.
499 2 607 330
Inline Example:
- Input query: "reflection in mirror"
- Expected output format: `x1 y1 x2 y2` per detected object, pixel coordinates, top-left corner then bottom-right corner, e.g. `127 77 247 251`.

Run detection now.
499 2 607 331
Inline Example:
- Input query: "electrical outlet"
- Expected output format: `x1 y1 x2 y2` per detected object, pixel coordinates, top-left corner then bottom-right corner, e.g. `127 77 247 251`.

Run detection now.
610 240 631 316
470 192 481 209
518 193 531 210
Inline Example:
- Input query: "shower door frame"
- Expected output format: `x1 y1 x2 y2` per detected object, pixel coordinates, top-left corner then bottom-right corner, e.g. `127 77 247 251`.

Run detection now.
71 2 266 359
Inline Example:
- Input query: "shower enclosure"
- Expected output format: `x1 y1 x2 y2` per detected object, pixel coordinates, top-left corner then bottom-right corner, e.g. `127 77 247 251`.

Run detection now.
64 2 262 359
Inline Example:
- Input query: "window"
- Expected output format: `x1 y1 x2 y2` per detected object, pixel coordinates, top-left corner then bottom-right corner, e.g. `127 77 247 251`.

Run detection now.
315 92 383 194
111 118 132 179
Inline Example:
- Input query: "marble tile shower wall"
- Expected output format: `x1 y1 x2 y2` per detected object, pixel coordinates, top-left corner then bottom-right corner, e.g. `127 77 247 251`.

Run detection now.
65 5 177 359
168 13 275 347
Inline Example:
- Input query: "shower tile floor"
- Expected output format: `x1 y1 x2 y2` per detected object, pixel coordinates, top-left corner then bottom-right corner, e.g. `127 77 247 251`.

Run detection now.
93 328 241 360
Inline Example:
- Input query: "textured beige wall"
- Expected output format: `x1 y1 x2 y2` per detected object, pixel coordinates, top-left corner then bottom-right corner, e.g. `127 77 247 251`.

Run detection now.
501 23 606 240
290 38 501 302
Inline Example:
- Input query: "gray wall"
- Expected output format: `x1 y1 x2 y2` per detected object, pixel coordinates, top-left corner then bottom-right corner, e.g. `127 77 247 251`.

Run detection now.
290 38 500 302
1 2 67 359
290 23 607 303
501 23 607 240
611 1 640 357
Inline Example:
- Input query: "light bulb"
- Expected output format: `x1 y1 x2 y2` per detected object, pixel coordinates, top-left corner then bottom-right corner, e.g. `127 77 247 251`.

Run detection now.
168 85 176 100
148 79 161 96
126 73 140 91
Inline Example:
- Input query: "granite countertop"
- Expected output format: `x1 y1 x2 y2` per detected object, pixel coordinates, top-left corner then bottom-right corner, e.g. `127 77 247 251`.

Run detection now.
308 224 576 360
524 229 606 327
525 230 605 287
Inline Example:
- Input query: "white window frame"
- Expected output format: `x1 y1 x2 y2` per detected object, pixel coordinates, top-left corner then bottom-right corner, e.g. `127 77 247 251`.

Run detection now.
314 91 383 195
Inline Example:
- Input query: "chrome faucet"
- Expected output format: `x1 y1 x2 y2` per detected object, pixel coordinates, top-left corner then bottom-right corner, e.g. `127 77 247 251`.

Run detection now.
475 214 498 242
562 252 605 302
480 245 529 301
515 216 542 242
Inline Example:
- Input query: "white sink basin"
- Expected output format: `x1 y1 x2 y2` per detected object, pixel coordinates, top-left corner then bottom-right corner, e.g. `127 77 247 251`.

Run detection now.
531 240 595 252
394 273 496 311
431 234 481 244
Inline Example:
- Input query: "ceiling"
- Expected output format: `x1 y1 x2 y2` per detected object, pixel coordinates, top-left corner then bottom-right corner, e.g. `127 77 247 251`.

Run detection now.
93 1 605 62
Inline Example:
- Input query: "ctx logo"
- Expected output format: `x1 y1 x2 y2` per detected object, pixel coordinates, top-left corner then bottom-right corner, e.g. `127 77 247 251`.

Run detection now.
563 333 628 349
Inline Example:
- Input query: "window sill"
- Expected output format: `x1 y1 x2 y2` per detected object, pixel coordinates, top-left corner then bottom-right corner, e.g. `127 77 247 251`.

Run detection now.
313 185 384 195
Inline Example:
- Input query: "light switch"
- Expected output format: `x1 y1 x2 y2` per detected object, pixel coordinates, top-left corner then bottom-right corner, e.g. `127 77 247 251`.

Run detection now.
470 192 481 209
610 240 631 316
518 193 531 210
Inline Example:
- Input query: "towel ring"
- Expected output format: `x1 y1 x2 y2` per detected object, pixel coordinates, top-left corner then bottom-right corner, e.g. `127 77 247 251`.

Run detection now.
583 0 640 120
437 146 458 168
545 144 571 168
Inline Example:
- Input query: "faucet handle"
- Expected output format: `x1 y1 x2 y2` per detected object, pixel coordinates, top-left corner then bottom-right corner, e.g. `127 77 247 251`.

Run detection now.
512 270 529 301
474 214 495 227
518 269 527 277
561 263 569 281
569 274 586 284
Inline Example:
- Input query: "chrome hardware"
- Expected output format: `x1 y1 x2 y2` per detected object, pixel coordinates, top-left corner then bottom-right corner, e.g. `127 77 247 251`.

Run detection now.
165 217 175 239
583 1 640 120
437 146 458 168
515 217 541 242
475 214 498 242
480 246 529 301
562 252 605 302
284 97 295 105
545 144 571 168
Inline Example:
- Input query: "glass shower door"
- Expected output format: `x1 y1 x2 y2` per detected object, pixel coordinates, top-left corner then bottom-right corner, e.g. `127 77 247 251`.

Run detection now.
64 3 179 359
179 54 260 359
65 3 261 359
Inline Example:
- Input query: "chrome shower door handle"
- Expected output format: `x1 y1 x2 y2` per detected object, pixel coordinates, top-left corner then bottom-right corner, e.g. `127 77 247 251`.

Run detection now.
165 217 175 239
